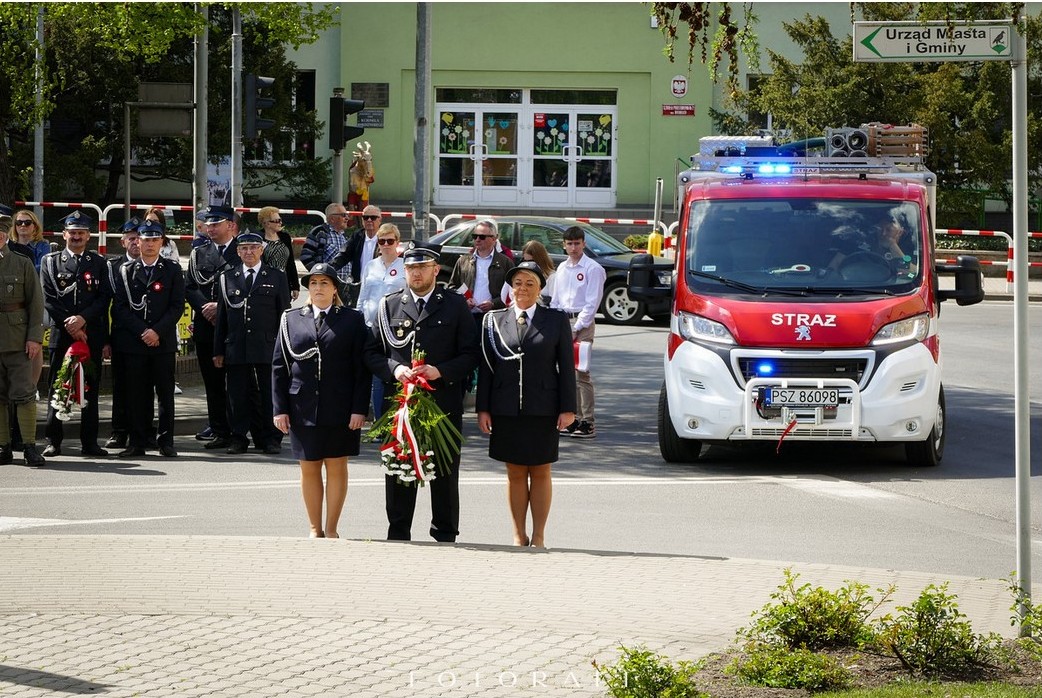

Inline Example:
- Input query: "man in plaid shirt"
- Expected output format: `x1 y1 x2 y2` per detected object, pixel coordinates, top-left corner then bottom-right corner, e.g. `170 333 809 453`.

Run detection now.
300 202 352 285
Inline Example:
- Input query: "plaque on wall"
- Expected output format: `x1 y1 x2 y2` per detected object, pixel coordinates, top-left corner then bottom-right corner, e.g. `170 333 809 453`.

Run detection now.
357 109 384 128
351 83 389 108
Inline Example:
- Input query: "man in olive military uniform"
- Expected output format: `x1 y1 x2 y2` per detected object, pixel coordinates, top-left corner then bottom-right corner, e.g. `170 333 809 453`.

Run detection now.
41 210 112 457
110 221 186 458
212 230 290 455
0 214 46 467
364 243 480 542
185 204 238 447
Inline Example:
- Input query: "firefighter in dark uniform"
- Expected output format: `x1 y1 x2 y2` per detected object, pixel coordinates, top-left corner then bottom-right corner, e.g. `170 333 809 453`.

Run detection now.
212 230 290 455
103 217 142 449
110 221 185 458
40 210 111 457
363 243 480 542
185 204 238 447
0 212 46 467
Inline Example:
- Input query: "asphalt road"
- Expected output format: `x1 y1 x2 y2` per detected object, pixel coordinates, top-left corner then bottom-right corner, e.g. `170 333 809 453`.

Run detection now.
1 301 1040 582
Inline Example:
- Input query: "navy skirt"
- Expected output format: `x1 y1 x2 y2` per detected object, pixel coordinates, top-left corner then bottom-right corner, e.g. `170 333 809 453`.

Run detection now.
289 425 360 461
488 415 559 466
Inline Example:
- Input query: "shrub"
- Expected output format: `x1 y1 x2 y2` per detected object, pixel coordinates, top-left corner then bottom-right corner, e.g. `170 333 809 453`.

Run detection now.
738 569 892 651
594 645 706 698
1007 575 1042 660
875 583 1005 678
726 644 853 692
622 234 649 250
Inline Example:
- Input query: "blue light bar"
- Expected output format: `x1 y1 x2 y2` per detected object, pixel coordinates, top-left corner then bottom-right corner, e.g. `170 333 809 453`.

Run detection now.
722 165 743 174
756 361 774 376
756 163 792 175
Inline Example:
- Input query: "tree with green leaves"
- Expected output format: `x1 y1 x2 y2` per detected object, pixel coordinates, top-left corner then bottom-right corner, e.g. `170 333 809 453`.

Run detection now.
0 2 337 207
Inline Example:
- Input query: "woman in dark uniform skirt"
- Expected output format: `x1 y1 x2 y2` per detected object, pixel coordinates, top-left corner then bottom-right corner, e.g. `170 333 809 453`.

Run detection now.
477 261 576 548
272 263 371 538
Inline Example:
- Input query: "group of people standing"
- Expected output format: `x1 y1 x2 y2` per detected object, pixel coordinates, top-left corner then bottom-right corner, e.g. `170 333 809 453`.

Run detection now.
0 200 608 549
286 206 604 547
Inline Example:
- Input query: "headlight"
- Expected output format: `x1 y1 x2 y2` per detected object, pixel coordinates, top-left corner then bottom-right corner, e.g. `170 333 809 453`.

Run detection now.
871 313 930 346
678 311 735 345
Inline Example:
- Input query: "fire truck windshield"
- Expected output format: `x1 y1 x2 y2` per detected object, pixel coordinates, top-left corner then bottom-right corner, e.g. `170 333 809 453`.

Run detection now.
685 199 922 296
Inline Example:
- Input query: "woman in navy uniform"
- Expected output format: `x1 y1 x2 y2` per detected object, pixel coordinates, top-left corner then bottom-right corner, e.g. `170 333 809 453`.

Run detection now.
110 221 186 458
272 263 370 539
363 243 480 543
477 261 576 548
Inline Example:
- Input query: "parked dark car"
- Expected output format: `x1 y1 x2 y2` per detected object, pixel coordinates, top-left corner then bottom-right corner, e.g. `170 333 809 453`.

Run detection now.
428 216 673 325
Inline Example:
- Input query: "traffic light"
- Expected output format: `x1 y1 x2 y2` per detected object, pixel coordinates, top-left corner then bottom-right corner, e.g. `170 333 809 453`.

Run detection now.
329 96 366 151
245 74 276 139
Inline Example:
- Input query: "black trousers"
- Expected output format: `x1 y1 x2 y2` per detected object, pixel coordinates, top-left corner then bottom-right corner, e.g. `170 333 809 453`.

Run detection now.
193 321 229 437
45 334 104 448
109 349 129 437
125 352 176 448
384 400 462 542
225 362 278 447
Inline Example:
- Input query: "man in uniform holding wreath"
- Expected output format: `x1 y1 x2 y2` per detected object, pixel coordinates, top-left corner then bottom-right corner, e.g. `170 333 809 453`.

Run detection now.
41 211 112 458
364 243 480 542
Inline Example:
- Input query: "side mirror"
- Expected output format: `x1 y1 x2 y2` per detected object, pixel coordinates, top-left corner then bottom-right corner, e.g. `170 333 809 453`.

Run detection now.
936 255 984 306
628 253 672 302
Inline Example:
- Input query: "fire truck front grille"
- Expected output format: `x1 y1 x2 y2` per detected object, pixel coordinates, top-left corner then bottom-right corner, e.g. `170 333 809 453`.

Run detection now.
737 358 869 385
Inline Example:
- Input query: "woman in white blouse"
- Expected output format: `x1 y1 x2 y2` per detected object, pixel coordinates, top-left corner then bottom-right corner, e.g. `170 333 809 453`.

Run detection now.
356 223 405 326
355 223 406 417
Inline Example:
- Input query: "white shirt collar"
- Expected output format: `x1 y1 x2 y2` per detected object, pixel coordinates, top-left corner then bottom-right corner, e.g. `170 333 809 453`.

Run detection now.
312 303 332 318
243 263 261 275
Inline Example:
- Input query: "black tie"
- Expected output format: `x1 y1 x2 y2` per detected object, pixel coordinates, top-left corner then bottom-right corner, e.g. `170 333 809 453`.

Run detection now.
416 298 426 314
517 312 528 341
316 310 326 330
144 265 154 281
246 268 255 290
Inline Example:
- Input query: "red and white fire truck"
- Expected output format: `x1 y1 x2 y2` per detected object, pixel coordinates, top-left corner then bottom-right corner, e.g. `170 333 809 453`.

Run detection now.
629 125 985 466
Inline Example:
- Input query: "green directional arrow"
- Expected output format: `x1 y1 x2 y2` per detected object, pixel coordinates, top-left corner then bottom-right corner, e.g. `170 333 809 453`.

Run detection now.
861 27 883 58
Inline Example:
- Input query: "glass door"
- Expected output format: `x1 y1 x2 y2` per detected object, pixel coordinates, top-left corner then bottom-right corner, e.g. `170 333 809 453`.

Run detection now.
528 107 615 208
435 108 520 207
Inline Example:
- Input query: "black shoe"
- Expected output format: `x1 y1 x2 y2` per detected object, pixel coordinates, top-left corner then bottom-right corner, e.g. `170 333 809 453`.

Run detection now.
105 434 127 449
23 444 46 467
118 447 146 459
159 445 178 457
225 442 248 455
558 420 580 437
262 443 282 455
42 444 61 457
195 426 216 441
572 421 596 439
81 445 110 458
0 445 12 465
204 437 232 450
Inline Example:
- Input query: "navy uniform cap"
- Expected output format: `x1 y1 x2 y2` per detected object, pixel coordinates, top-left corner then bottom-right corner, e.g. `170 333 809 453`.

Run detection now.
402 242 442 265
137 221 165 238
194 209 209 222
122 216 143 234
300 262 344 296
0 204 13 218
236 230 264 245
202 205 235 223
61 210 93 230
505 259 546 289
